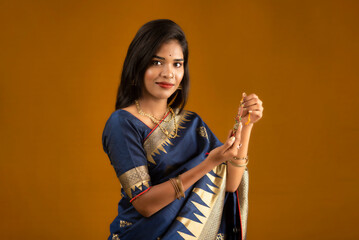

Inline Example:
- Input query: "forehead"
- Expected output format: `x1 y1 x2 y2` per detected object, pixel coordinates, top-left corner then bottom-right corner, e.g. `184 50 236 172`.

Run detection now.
155 40 183 58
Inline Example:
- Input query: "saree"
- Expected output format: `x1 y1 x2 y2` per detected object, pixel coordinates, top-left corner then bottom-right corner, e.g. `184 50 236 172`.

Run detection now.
102 109 249 240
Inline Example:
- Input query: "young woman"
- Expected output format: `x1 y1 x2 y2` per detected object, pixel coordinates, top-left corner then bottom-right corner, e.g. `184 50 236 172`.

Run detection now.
102 19 263 240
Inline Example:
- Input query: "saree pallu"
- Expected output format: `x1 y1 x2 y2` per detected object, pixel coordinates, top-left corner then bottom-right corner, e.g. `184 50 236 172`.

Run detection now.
102 109 249 240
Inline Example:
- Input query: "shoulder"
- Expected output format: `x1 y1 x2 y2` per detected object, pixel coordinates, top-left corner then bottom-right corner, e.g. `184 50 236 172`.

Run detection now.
104 109 134 129
102 110 145 152
103 109 147 139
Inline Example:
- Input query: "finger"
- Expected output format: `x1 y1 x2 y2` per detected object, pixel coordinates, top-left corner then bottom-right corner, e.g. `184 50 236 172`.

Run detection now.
241 107 261 118
222 136 236 152
243 93 258 101
243 100 262 109
231 122 242 150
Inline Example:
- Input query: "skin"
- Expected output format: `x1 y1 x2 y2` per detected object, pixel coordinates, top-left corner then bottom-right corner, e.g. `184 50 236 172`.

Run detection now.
122 39 264 217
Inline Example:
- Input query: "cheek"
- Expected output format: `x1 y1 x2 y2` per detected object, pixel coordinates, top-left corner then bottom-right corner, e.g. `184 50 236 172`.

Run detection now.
176 70 184 81
144 68 158 82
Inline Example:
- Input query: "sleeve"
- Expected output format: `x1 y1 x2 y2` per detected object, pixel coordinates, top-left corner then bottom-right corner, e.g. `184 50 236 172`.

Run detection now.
102 112 151 200
193 111 223 151
203 121 224 151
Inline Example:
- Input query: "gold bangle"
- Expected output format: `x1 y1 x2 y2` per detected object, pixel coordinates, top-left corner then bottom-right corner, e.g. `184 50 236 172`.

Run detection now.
169 178 180 199
176 175 185 199
233 156 248 161
170 176 185 200
228 157 249 168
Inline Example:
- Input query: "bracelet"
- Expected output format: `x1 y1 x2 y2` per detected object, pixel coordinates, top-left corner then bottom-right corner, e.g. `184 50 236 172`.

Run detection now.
176 175 185 199
169 175 185 200
228 156 249 168
233 156 248 161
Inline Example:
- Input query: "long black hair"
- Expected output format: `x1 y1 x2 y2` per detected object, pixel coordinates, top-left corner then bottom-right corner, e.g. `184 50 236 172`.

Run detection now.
115 19 189 113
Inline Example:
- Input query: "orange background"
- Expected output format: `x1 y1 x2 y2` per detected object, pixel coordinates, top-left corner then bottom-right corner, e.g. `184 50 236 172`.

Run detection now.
1 0 358 239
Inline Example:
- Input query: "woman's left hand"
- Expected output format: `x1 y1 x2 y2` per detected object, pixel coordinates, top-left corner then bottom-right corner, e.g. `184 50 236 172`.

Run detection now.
240 93 264 125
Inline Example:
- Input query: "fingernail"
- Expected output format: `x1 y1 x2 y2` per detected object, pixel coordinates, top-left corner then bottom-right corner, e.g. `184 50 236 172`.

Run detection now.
242 92 246 97
230 136 235 142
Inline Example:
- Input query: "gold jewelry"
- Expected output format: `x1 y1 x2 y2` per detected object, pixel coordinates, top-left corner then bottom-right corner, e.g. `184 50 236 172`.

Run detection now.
169 178 179 198
135 100 173 122
233 155 247 161
135 100 178 139
228 159 249 167
176 175 185 198
169 176 185 200
228 156 249 167
168 91 179 106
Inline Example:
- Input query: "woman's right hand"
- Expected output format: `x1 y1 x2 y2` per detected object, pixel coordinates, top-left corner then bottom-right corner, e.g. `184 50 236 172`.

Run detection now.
207 123 243 165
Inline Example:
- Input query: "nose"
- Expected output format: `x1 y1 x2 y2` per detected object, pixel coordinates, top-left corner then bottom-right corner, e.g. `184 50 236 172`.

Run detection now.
161 64 174 79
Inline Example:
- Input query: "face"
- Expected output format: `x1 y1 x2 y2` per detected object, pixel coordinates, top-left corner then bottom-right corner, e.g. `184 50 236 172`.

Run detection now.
142 39 184 101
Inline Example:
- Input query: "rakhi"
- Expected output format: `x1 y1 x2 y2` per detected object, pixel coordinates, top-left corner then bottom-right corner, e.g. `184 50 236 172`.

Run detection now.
232 95 251 136
241 95 251 126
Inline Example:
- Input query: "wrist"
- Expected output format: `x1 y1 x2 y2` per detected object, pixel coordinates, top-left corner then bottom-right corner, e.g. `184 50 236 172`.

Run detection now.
242 122 253 130
204 155 220 169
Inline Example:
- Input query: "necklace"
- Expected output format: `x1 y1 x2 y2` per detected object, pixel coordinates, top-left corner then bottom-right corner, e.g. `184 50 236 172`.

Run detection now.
135 100 178 139
135 101 174 123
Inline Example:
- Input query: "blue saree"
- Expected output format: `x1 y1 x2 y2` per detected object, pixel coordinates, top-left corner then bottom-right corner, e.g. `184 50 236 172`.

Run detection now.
102 109 249 240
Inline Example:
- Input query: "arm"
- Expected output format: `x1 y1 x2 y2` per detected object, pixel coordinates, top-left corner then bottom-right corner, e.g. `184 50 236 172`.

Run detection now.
225 123 253 192
132 136 238 217
225 92 263 192
132 156 217 217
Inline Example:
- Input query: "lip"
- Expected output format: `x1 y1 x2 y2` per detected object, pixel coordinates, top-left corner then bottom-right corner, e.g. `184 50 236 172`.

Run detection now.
156 82 175 89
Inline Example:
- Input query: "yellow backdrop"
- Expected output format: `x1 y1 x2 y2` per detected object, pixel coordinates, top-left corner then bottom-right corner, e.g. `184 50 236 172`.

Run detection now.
1 0 358 239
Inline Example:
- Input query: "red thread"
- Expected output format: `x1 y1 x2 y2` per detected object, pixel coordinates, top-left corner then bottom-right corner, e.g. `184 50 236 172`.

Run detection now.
143 111 171 142
129 187 152 203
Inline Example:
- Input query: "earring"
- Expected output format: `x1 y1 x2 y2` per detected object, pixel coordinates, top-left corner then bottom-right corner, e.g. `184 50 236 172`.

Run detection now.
177 85 183 90
168 91 179 106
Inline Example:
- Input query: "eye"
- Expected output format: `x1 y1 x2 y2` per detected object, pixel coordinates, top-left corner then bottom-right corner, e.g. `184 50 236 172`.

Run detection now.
174 62 183 68
151 60 162 66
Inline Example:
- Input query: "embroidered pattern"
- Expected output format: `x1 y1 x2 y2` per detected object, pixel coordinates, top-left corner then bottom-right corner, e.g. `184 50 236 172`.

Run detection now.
112 234 120 240
118 165 150 199
198 126 209 140
119 220 133 227
216 233 225 240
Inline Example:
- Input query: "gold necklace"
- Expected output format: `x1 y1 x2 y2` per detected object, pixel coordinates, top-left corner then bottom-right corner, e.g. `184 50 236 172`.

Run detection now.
135 100 178 139
135 100 174 123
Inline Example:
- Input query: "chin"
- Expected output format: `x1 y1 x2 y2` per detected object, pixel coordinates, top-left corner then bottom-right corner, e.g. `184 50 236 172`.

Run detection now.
153 90 176 100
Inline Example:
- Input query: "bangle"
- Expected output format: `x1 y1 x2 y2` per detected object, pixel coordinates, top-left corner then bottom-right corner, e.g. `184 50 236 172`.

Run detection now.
228 156 249 167
176 175 185 199
169 176 185 200
233 156 248 161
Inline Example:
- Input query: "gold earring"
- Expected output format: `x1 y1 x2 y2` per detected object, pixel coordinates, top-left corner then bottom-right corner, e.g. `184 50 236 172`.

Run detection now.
168 91 179 106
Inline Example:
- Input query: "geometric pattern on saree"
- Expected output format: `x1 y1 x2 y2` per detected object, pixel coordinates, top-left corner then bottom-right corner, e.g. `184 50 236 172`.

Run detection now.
176 163 227 240
143 110 193 165
118 165 150 199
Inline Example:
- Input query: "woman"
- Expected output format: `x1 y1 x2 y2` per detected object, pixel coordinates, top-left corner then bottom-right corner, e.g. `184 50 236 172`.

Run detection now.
102 19 263 240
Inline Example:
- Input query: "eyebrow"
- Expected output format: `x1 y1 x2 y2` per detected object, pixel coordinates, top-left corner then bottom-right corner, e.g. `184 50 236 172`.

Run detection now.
153 55 184 61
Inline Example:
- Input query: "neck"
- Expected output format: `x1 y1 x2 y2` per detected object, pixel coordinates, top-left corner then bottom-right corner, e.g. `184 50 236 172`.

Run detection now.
137 96 168 120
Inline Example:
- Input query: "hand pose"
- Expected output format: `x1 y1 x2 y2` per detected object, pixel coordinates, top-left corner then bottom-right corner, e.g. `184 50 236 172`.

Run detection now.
240 92 264 125
207 92 264 165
